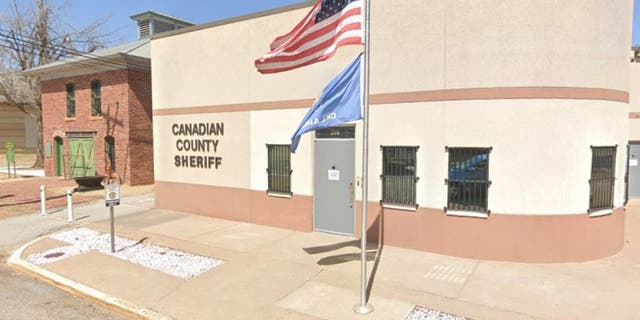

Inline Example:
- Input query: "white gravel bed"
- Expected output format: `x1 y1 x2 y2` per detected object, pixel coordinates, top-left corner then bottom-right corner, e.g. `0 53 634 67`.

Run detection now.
405 306 467 320
26 227 224 279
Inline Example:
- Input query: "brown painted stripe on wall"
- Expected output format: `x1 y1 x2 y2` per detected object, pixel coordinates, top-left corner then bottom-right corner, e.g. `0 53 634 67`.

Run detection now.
154 87 629 116
156 180 625 263
371 87 629 104
357 202 624 263
154 99 315 116
630 112 640 119
156 181 313 232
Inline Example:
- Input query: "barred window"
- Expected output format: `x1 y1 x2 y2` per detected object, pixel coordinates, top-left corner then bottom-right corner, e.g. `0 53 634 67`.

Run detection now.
589 146 616 212
66 83 75 118
624 145 629 206
105 136 116 171
446 147 491 213
91 80 102 116
381 146 418 207
267 144 292 195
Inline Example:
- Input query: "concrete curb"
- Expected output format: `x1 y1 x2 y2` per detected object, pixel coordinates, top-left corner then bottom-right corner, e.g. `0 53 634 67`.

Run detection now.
7 230 172 320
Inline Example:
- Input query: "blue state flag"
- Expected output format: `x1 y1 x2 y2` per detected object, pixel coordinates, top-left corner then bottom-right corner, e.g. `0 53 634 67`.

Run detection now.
291 54 362 153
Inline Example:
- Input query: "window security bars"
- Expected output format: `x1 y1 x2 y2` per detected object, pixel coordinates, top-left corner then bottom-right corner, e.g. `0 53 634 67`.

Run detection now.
91 80 102 116
589 146 616 212
105 136 116 171
446 147 491 212
66 83 75 118
267 144 292 194
624 144 629 206
381 146 418 206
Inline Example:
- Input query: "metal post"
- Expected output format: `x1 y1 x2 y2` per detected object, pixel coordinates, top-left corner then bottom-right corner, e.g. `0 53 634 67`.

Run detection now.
354 0 373 314
39 185 46 216
110 206 115 253
66 189 73 222
7 162 15 178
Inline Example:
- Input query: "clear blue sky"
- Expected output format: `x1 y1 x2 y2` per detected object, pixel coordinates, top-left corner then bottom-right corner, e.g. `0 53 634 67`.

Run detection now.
55 0 640 48
2 1 640 47
0 0 309 44
634 0 640 46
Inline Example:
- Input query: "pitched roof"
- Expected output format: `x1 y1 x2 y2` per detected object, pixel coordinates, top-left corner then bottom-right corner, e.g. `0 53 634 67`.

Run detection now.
24 39 150 76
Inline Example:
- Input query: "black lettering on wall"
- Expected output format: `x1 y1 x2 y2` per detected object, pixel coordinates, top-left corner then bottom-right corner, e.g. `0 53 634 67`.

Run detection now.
171 122 225 170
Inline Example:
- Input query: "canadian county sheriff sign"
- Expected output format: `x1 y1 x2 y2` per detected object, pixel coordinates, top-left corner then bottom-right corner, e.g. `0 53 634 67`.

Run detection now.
172 122 224 170
105 183 121 207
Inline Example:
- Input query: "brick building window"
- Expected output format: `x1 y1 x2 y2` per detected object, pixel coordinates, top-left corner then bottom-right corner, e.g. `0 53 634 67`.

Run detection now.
105 136 116 172
266 144 292 195
91 80 102 116
589 146 616 212
446 147 491 213
381 146 418 207
66 83 75 117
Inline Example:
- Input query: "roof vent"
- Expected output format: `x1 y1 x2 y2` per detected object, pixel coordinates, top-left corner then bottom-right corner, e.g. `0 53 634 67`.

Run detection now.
130 11 195 39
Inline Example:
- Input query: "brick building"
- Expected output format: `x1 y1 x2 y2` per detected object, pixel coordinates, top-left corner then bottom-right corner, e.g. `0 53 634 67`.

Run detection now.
25 12 193 185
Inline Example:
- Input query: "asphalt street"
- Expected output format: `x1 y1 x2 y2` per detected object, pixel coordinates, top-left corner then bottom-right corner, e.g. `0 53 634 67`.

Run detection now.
0 259 132 320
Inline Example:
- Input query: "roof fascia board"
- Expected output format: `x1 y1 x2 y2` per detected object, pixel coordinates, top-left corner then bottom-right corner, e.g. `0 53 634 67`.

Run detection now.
151 1 314 41
28 54 150 80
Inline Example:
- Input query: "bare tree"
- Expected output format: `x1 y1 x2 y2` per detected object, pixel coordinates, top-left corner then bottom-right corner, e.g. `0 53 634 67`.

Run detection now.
0 0 110 167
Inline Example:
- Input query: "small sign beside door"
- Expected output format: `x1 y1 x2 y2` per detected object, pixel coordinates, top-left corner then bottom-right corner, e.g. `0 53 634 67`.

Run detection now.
631 159 639 167
44 142 52 158
328 169 340 181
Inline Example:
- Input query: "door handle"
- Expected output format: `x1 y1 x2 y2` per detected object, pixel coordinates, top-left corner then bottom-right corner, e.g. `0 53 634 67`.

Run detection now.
349 182 355 208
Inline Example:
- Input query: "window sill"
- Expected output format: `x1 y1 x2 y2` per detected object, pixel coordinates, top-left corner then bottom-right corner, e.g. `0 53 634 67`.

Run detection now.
89 116 103 120
381 202 417 212
588 208 613 218
267 191 292 199
445 210 489 219
65 117 76 121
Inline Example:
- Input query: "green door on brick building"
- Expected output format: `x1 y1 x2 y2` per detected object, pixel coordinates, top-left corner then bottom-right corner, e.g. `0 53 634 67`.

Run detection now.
68 138 95 177
54 137 64 176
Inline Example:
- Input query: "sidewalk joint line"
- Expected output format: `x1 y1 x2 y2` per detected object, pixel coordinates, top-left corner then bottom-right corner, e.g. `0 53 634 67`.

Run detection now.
454 260 480 298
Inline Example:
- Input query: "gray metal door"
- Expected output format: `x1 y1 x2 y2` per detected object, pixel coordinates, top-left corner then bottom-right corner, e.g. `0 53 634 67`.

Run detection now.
314 138 355 235
629 144 640 198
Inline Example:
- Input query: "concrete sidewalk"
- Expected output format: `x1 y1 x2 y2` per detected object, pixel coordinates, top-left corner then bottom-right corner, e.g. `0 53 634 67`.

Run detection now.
0 192 155 254
8 199 640 320
0 167 44 177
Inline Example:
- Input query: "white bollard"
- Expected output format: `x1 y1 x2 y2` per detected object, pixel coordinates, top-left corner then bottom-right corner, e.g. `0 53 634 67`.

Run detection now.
67 189 73 222
39 185 46 216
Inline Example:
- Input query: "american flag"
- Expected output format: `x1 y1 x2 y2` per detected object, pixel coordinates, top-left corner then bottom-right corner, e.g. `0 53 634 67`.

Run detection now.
255 0 363 74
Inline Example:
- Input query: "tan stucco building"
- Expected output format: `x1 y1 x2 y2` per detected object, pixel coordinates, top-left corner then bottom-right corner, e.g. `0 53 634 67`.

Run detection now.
627 57 640 204
150 0 633 263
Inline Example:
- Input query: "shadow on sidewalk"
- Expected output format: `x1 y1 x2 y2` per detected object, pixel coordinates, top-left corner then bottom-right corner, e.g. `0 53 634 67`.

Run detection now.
315 251 377 265
366 207 384 301
116 237 149 253
302 239 360 255
0 194 66 207
300 207 386 302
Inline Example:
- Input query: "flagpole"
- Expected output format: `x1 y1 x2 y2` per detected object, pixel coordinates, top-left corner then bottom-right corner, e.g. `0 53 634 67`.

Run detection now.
354 0 373 314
